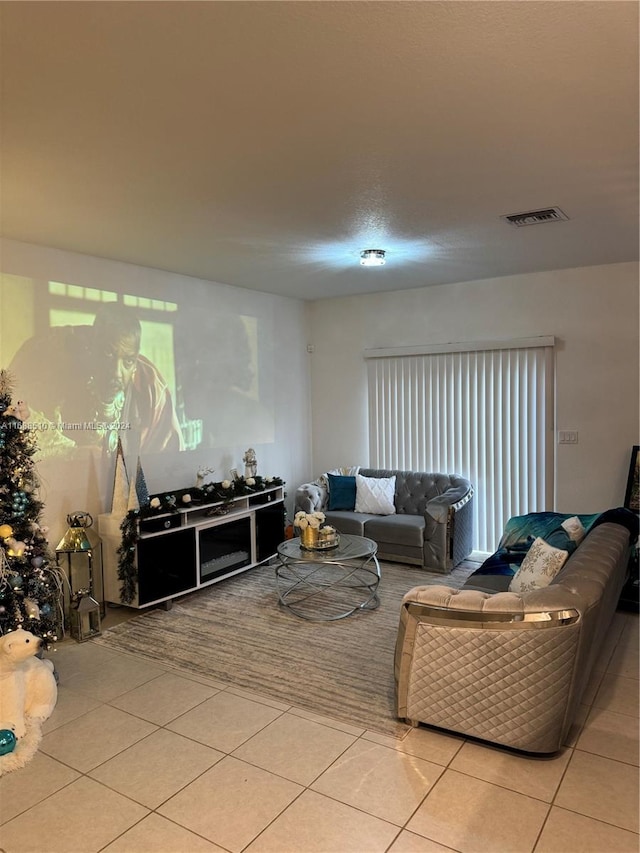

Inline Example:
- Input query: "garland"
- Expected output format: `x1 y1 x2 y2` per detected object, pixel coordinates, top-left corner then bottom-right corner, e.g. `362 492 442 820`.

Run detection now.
117 475 284 603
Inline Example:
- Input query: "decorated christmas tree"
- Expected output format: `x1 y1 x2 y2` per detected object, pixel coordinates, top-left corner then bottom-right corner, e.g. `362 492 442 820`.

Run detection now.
0 370 62 644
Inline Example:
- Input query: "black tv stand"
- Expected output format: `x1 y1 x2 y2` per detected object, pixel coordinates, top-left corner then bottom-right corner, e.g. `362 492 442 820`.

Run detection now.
99 486 285 609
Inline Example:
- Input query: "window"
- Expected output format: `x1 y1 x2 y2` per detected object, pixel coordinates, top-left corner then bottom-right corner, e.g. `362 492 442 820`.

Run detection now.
366 338 555 551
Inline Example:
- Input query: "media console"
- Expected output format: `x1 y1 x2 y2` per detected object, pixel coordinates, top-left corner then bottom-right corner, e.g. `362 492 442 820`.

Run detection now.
98 486 285 609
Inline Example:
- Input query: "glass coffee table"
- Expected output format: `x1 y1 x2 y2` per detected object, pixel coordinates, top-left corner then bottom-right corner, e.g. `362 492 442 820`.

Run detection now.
275 534 380 621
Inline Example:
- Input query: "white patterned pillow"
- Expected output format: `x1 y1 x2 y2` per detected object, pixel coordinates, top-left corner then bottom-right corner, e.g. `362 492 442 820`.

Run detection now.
561 515 586 543
355 474 396 515
509 537 569 593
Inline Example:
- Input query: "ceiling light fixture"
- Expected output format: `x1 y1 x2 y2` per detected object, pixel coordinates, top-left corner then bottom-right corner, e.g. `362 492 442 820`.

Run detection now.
360 249 386 267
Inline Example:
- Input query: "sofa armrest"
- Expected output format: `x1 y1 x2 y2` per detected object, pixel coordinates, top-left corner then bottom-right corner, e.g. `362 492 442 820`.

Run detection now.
294 481 326 513
395 584 582 752
425 480 473 523
423 483 474 570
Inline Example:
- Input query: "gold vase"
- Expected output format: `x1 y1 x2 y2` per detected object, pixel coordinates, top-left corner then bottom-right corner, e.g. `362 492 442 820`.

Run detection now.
300 525 319 550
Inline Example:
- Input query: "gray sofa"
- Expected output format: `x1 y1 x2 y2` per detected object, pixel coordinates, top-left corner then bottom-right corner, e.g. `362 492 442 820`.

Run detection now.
395 510 637 753
294 468 474 572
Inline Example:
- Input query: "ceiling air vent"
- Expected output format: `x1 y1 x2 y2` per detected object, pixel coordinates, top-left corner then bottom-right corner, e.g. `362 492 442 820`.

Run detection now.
501 207 569 227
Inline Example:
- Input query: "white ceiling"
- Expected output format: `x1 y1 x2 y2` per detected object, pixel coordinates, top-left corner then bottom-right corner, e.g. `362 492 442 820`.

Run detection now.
1 1 638 301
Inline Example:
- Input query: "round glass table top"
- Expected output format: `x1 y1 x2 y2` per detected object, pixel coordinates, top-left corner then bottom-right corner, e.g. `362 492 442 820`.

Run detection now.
277 534 377 561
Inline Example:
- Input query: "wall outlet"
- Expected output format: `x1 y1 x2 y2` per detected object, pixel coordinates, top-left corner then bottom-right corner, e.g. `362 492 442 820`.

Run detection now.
558 430 579 444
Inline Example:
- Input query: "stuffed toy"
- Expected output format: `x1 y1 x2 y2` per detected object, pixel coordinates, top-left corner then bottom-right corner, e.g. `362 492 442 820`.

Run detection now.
0 628 57 740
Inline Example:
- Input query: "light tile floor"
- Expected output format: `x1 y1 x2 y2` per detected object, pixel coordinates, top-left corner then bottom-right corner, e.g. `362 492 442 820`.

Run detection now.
0 610 637 853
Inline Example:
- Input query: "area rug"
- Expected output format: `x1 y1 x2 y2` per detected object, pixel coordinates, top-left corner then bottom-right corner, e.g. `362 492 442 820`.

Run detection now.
94 558 478 737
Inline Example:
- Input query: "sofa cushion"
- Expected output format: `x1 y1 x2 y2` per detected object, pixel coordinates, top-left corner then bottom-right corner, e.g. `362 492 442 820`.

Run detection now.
324 511 378 536
464 574 513 593
355 474 396 515
327 474 357 511
365 513 426 548
509 537 569 593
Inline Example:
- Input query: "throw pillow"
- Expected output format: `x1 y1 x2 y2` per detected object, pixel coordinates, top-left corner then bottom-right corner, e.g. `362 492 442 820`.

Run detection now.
317 466 360 492
327 474 357 511
354 474 396 515
561 515 586 543
509 537 569 593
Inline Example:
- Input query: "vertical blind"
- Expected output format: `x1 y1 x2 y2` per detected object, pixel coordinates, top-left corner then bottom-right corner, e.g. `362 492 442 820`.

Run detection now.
366 339 555 552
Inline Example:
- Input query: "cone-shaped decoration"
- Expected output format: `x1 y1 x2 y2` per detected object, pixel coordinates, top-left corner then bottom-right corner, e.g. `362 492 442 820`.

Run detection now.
135 457 150 507
127 472 139 512
110 436 129 516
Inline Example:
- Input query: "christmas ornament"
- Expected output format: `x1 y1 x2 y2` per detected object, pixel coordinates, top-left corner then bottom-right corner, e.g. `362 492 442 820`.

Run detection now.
7 540 26 558
24 598 41 619
0 524 13 539
0 729 17 755
31 556 44 568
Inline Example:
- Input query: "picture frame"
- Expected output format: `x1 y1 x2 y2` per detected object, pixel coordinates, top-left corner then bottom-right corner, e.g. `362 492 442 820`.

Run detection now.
624 446 639 512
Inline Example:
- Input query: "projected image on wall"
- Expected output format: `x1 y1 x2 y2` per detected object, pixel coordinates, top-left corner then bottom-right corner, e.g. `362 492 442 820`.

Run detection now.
2 280 274 459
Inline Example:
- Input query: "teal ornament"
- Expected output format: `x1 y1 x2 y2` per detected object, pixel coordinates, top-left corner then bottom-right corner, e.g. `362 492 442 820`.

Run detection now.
0 729 16 755
40 603 52 616
10 575 24 589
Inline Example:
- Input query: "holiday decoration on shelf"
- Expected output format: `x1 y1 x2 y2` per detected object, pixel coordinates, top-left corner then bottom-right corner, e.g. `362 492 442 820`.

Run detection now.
243 448 257 479
110 436 130 517
116 473 285 603
195 466 215 489
0 370 63 644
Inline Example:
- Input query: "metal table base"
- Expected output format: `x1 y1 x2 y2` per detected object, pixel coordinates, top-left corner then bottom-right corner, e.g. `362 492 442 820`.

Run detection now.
275 534 380 621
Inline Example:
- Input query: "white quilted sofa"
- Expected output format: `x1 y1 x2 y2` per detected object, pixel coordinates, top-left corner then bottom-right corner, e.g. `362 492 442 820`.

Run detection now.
394 510 636 753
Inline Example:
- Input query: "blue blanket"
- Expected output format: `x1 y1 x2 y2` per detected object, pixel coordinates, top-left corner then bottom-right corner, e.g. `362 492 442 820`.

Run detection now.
472 511 600 578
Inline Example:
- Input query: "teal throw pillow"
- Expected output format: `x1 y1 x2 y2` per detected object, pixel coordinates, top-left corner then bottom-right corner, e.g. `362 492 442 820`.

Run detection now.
327 473 357 511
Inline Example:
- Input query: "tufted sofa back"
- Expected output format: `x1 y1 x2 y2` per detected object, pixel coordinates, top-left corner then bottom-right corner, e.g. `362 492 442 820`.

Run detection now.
360 469 468 515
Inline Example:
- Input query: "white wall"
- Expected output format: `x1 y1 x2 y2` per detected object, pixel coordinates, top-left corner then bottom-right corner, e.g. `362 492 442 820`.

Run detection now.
308 261 639 515
2 244 636 545
0 239 311 545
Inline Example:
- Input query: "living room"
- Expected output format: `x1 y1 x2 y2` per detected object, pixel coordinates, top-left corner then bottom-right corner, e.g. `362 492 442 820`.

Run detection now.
0 2 638 852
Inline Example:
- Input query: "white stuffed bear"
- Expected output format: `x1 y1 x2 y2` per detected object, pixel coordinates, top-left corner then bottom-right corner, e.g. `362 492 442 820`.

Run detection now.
0 629 57 740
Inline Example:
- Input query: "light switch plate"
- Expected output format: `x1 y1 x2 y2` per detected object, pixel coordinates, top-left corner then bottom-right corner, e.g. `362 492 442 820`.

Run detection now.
558 430 579 444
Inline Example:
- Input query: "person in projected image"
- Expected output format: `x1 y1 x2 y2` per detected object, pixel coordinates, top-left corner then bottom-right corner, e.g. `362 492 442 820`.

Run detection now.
9 302 184 458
